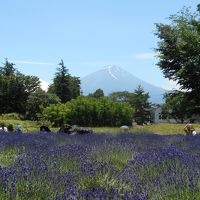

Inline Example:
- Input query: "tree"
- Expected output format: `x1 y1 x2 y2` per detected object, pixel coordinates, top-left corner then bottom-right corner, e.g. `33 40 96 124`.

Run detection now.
88 88 104 98
162 92 188 123
132 86 151 125
0 58 15 76
50 60 81 103
162 91 198 123
69 76 81 99
155 5 200 113
108 91 134 106
26 88 60 120
0 59 40 114
52 59 71 103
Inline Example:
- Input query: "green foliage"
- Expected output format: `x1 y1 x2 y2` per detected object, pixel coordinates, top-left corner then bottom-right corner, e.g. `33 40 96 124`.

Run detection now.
109 91 134 106
26 88 60 120
0 146 19 167
49 59 81 103
162 91 193 123
40 96 134 127
132 86 151 125
155 5 200 114
109 87 151 125
0 59 40 114
0 113 21 120
0 59 15 76
0 119 40 132
88 88 104 98
36 119 53 128
38 104 70 126
7 124 14 132
69 76 81 99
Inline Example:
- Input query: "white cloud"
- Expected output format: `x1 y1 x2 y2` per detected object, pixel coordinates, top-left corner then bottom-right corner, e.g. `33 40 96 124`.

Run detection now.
40 79 49 91
11 60 55 65
134 53 157 59
163 79 181 91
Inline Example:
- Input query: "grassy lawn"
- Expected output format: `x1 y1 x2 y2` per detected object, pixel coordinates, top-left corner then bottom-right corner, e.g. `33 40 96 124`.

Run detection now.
94 123 200 135
0 119 58 132
0 119 200 135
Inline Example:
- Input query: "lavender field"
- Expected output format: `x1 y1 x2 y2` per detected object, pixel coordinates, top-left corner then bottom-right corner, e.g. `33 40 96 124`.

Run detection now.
0 132 200 200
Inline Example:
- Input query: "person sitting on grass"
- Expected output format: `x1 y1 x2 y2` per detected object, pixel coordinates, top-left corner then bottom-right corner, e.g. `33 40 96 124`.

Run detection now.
14 124 22 133
184 123 196 136
0 123 8 132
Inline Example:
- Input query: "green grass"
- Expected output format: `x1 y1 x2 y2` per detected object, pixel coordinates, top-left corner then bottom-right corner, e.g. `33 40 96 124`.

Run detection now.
1 119 200 135
95 148 132 170
0 119 59 132
94 123 200 135
0 146 20 167
0 119 38 132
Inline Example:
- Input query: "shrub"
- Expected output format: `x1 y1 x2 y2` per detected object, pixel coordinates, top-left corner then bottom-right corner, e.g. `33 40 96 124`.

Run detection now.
40 97 134 127
0 113 22 120
7 124 14 132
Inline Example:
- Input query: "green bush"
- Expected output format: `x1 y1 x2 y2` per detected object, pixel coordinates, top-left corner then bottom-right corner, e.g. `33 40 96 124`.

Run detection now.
39 97 134 127
7 124 14 132
0 113 22 120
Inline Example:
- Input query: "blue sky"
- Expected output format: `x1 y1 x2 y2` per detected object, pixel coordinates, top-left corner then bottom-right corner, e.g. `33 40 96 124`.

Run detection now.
0 0 199 89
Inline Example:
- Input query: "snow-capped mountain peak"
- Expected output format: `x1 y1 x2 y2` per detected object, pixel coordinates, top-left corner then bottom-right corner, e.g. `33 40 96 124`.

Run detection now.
106 65 118 80
103 65 128 80
81 65 167 103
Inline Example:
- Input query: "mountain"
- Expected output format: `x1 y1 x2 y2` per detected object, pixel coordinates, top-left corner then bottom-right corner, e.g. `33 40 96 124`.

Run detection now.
81 65 166 103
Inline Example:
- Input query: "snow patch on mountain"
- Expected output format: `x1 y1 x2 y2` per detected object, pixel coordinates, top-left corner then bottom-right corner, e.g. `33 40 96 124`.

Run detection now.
107 65 118 80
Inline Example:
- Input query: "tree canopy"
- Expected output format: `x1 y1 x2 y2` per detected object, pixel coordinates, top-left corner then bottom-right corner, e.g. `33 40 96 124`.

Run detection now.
155 5 200 112
49 59 81 103
88 88 104 98
0 59 40 114
109 87 151 125
132 86 151 125
26 88 61 120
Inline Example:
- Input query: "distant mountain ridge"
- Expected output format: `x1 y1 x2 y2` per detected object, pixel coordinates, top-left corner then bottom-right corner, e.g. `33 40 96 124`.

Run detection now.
81 65 166 103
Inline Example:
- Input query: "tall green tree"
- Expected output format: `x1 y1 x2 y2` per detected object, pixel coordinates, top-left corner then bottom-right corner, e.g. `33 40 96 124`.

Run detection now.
69 76 81 99
155 5 200 113
50 60 80 103
52 59 71 103
132 86 151 125
0 58 15 76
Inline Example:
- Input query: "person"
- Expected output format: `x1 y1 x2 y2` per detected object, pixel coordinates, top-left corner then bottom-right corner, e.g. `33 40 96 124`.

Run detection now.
58 124 72 134
184 123 195 136
0 123 8 132
40 125 51 132
14 124 22 132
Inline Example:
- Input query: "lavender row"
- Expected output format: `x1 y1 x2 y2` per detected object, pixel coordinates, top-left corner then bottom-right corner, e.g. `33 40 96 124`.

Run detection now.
0 132 199 199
